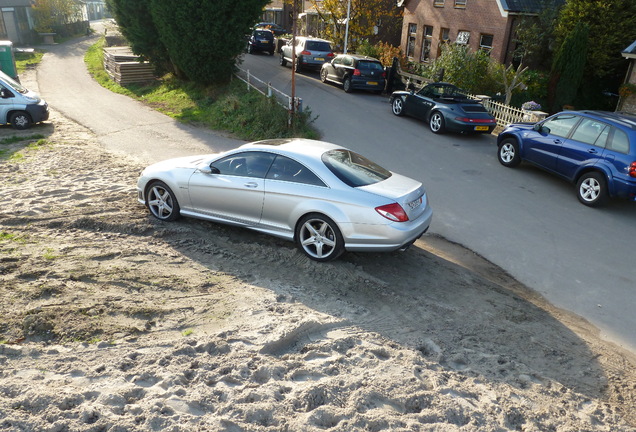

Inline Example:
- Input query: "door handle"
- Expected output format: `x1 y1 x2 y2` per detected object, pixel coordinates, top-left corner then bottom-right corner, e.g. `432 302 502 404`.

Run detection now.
588 148 598 154
244 182 258 188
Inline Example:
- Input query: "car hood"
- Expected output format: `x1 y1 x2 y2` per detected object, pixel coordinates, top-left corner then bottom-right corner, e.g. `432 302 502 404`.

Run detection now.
145 155 214 173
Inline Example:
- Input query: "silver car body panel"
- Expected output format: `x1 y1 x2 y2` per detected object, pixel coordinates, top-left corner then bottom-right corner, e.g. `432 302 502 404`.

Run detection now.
137 139 432 253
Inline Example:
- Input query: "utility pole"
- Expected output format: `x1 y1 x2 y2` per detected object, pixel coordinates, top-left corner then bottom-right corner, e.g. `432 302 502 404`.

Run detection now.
291 0 298 116
343 0 351 54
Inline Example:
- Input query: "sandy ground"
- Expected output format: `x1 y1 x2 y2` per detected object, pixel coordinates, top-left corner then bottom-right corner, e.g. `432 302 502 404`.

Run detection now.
1 70 636 432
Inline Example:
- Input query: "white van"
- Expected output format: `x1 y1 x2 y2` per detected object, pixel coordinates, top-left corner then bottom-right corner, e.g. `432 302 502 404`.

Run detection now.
0 69 49 129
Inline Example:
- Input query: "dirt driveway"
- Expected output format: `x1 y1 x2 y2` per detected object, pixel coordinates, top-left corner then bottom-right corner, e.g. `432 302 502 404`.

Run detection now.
1 72 635 431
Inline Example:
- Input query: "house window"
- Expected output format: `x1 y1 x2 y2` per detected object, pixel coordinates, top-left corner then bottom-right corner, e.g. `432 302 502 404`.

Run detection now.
434 0 445 6
454 0 467 8
456 31 470 45
480 34 493 51
421 26 433 61
438 28 450 56
407 23 417 58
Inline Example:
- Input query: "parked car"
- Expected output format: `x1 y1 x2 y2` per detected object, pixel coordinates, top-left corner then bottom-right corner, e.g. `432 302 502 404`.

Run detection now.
247 29 275 55
497 110 636 206
137 139 433 262
320 54 386 94
255 22 287 36
0 69 49 130
280 37 334 73
389 82 497 134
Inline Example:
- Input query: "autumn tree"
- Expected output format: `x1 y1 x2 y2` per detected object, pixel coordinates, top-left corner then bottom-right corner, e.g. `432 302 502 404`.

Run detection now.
32 0 83 33
311 0 402 52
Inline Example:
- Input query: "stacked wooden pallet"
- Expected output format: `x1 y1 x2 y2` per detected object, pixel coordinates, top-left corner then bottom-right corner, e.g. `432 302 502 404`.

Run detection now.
103 47 156 85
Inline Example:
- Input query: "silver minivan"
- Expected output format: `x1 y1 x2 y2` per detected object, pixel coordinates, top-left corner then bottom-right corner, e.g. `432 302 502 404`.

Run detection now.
0 70 49 129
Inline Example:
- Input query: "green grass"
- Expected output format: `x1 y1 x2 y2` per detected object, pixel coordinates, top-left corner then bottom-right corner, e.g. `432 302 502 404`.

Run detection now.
84 37 319 140
1 134 45 145
15 51 45 74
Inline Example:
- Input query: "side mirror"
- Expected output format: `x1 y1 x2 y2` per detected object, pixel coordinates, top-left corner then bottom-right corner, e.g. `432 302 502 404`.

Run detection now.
197 164 220 174
532 123 543 132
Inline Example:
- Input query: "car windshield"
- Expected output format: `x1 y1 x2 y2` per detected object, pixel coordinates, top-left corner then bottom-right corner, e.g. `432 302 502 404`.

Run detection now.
358 60 383 71
322 149 392 187
305 41 331 51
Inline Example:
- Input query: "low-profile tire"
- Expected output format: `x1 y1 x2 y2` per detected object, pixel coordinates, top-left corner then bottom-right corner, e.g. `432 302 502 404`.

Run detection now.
576 172 608 207
497 138 521 167
343 77 353 93
320 68 328 83
295 213 344 262
10 111 32 130
429 111 445 134
146 181 181 222
279 53 287 66
391 97 404 116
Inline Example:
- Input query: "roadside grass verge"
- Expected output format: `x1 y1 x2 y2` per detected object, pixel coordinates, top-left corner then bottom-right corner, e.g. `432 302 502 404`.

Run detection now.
0 135 47 160
85 37 319 140
15 51 45 74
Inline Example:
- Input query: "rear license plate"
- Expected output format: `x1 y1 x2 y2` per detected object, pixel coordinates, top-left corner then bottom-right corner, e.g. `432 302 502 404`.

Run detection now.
367 81 378 86
407 196 422 210
475 126 489 131
314 57 324 61
261 40 269 43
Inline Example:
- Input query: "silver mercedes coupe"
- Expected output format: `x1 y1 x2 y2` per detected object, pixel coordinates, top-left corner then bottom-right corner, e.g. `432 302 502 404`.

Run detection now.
137 139 433 262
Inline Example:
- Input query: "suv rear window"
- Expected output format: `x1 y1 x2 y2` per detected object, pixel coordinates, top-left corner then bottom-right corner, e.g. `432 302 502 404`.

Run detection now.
305 41 331 51
322 149 392 187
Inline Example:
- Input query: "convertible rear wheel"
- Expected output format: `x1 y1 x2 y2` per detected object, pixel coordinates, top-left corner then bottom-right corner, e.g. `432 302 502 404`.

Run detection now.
576 172 608 207
146 181 180 221
296 214 344 262
429 112 445 134
497 138 521 167
391 98 404 116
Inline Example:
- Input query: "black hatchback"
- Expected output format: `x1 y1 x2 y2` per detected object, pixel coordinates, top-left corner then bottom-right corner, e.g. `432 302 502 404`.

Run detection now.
320 54 386 94
247 29 275 55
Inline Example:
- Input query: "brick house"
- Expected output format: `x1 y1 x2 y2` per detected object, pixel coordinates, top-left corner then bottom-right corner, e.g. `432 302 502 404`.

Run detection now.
399 0 560 65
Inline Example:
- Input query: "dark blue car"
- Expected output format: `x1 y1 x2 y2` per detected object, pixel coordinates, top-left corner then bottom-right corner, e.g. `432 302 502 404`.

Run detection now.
497 110 636 206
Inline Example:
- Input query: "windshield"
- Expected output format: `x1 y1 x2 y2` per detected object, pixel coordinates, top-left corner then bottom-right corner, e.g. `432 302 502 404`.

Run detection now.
0 71 27 94
322 149 392 187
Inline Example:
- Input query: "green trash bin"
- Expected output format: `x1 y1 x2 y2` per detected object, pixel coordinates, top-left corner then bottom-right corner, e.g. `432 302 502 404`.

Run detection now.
0 41 18 81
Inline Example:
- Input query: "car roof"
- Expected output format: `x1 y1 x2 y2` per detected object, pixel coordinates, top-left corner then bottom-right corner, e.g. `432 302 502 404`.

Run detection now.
576 110 636 131
240 138 345 158
336 54 381 62
296 36 331 43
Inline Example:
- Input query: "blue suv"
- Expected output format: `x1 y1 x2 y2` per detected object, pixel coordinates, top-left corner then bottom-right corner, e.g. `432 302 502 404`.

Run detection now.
497 111 636 206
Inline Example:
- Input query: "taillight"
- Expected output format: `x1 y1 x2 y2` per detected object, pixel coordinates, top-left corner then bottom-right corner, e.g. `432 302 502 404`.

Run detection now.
353 68 361 76
375 203 409 222
327 52 335 58
455 117 496 123
629 162 636 178
381 71 386 78
300 50 311 56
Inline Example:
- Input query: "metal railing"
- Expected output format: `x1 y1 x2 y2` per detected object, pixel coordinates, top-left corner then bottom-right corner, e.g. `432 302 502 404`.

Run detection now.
234 67 302 125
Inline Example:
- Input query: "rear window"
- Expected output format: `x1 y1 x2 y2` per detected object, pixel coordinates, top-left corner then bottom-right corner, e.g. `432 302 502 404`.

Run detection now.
254 30 272 38
305 41 331 52
462 104 488 113
357 60 383 71
321 149 392 187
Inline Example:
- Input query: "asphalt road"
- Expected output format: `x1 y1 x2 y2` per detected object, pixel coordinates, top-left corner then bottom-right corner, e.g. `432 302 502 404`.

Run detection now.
35 23 636 353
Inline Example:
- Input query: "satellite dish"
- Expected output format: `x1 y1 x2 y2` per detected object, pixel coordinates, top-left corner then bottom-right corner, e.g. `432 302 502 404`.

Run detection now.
397 0 405 6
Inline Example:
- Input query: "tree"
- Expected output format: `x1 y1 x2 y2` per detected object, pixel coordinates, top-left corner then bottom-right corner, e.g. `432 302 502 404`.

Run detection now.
494 63 529 105
512 2 561 70
108 0 269 84
549 21 589 111
106 0 173 75
32 0 83 33
311 0 402 52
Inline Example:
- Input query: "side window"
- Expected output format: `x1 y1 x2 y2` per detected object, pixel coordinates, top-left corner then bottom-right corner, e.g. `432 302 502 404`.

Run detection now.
607 128 630 154
266 155 326 186
211 152 275 178
570 118 608 147
542 115 580 138
333 56 343 65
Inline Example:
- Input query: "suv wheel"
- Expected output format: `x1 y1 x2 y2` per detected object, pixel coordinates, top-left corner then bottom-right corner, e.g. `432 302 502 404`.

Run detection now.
576 172 608 207
498 138 521 167
294 57 303 73
279 53 287 67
